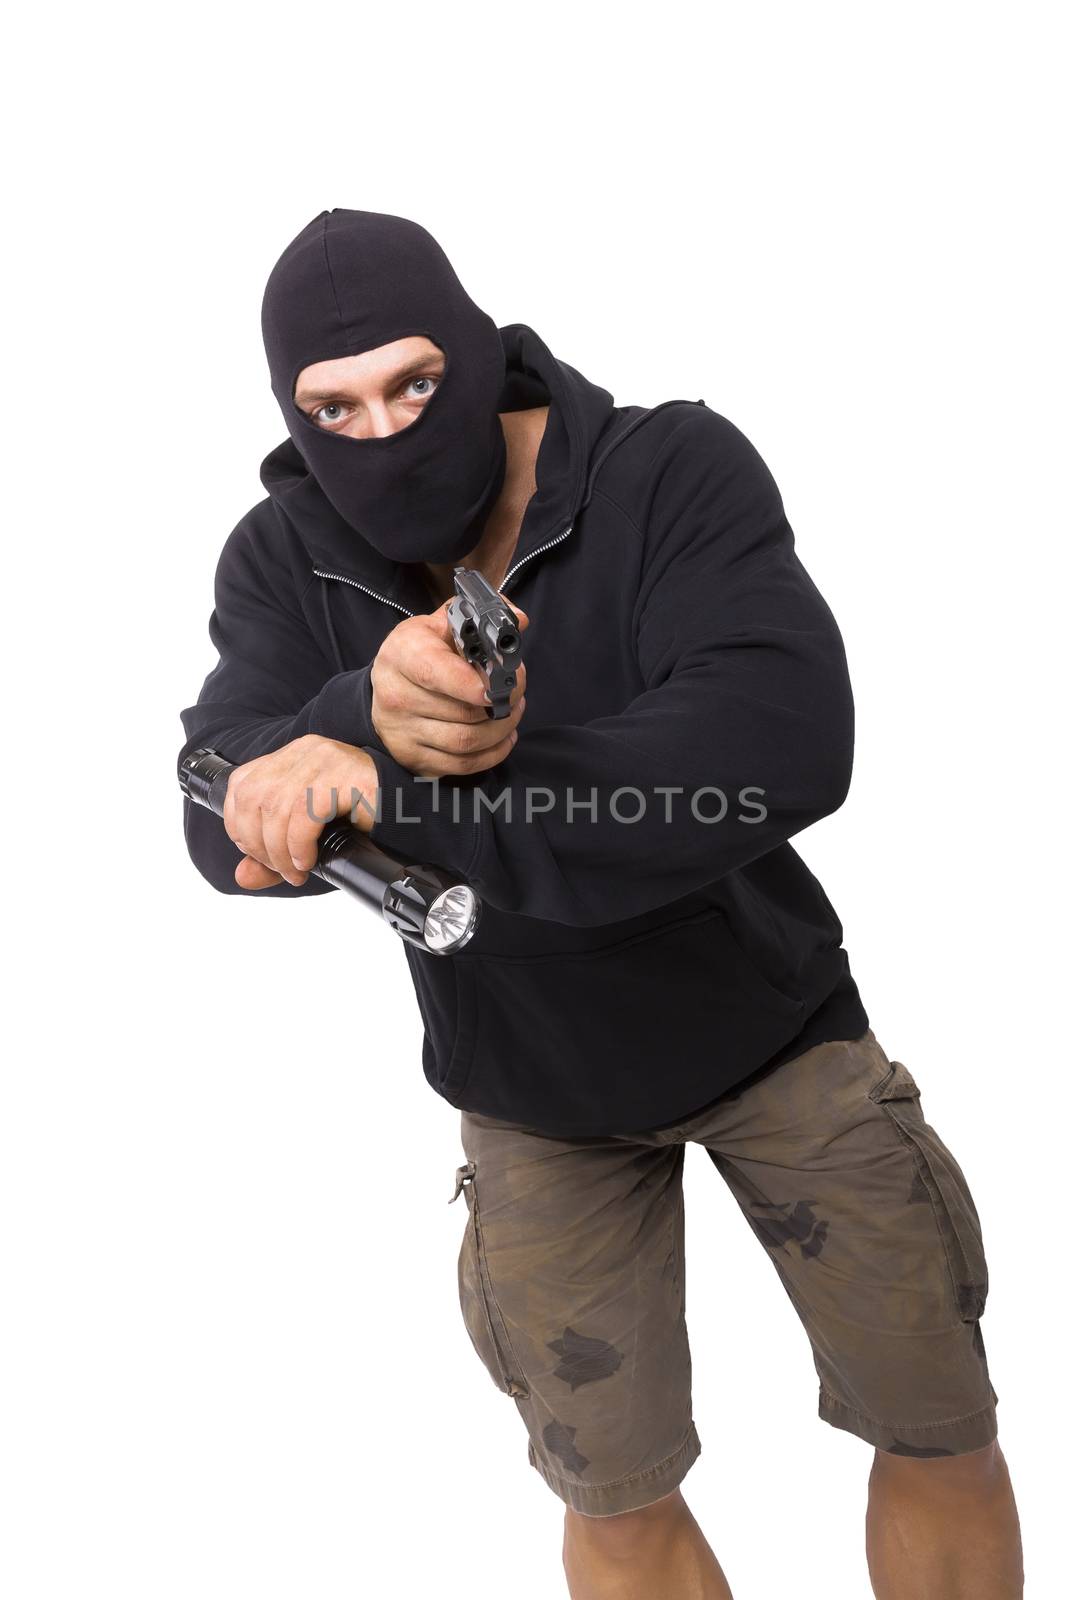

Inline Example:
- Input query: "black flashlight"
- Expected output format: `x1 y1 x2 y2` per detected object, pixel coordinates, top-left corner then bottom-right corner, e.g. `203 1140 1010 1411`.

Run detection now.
178 747 481 954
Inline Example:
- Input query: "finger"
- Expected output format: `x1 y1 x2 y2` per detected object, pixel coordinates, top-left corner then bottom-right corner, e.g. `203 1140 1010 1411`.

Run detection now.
401 630 492 708
396 668 526 725
261 802 308 886
288 779 339 873
376 671 490 725
414 695 527 757
418 725 519 777
234 802 268 877
460 726 520 772
421 597 458 640
234 855 284 890
224 777 267 872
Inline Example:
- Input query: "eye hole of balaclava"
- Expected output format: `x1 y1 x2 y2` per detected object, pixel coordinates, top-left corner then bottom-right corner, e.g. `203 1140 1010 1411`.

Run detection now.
292 336 448 442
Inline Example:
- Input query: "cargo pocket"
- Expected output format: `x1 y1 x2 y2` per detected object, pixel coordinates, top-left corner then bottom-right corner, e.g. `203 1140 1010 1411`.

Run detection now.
867 1060 989 1322
448 1160 529 1400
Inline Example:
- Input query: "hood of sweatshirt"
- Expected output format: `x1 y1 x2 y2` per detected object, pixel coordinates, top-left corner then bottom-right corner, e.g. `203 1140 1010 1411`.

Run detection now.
258 322 622 614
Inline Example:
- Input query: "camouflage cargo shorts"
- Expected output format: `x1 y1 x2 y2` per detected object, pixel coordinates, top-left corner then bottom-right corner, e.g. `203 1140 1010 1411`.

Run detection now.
448 1028 998 1516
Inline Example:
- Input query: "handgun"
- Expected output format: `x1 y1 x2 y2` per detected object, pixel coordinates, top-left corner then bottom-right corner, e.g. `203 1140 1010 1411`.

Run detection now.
447 566 523 719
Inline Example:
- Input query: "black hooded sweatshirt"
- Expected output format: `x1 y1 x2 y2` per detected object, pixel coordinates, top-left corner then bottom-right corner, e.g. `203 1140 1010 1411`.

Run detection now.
179 213 868 1138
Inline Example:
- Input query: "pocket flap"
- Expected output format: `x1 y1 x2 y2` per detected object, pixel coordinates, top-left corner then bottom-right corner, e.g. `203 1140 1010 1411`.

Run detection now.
869 1059 922 1102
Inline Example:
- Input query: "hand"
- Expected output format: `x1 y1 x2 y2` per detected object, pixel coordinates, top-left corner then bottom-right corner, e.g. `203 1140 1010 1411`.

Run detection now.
370 595 529 778
223 735 380 891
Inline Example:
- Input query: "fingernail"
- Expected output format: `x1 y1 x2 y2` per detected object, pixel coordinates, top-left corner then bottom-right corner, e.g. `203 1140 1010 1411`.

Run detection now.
510 729 518 744
518 696 526 711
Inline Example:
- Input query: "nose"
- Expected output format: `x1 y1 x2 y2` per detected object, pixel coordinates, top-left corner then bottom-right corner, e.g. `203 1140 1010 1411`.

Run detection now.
357 398 411 441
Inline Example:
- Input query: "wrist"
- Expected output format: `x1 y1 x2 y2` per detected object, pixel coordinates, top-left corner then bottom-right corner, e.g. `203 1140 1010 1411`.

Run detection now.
350 747 380 832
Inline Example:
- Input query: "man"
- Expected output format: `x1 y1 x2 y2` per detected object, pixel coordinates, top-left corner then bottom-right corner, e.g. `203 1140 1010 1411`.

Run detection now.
178 209 1023 1597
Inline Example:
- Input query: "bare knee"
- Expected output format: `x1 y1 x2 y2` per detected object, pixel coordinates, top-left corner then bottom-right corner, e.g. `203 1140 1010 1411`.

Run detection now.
871 1439 1008 1500
564 1487 685 1551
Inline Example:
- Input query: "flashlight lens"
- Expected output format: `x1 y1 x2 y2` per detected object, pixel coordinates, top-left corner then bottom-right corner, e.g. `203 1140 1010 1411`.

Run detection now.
423 885 480 953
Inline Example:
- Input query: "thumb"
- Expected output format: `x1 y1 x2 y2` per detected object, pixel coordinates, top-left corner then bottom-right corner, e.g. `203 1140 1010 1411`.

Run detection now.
425 597 457 640
235 855 285 891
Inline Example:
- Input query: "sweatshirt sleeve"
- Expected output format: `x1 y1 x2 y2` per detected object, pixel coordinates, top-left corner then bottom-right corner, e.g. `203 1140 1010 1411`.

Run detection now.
179 506 377 897
363 408 856 926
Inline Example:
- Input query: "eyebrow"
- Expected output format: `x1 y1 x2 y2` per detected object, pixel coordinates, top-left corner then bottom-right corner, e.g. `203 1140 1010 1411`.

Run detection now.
295 356 444 407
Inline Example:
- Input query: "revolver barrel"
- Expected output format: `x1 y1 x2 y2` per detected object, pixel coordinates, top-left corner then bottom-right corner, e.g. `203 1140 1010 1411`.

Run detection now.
447 566 523 718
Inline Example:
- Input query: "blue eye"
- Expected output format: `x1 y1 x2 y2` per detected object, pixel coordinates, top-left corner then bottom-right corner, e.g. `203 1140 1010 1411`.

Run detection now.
310 401 350 429
309 373 441 432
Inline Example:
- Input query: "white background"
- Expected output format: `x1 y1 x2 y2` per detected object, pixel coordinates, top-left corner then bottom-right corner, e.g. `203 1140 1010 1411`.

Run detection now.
4 3 1062 1595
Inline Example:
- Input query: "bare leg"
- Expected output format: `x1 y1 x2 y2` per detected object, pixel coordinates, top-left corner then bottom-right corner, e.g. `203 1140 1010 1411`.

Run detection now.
867 1440 1024 1598
562 1487 733 1600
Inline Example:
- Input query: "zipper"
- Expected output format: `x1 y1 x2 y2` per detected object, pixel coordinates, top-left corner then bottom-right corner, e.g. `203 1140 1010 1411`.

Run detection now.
311 568 414 618
502 521 573 591
313 397 696 609
313 525 574 613
496 399 694 590
499 398 694 591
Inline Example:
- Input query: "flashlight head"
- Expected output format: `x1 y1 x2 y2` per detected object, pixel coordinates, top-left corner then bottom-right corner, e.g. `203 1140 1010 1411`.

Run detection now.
423 884 481 954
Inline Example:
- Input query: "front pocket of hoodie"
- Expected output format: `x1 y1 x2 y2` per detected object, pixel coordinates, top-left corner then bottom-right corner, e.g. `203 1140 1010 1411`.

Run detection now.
456 908 807 1133
867 1060 989 1323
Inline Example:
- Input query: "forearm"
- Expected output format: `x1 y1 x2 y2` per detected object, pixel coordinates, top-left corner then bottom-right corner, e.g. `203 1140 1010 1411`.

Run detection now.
364 679 854 927
179 662 376 770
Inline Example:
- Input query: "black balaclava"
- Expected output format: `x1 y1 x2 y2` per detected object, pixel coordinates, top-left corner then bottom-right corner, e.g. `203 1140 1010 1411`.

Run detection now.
261 208 508 565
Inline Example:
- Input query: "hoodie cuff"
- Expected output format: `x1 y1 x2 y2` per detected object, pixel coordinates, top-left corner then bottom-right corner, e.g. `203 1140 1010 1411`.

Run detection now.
364 745 481 877
306 665 376 748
